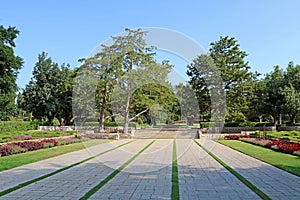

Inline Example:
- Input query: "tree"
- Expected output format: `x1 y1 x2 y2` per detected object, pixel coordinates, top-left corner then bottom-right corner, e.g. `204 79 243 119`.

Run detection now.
263 65 285 126
0 25 23 120
111 28 157 134
186 54 213 119
246 77 267 122
175 83 199 125
131 81 178 125
282 62 300 124
77 44 123 132
22 52 73 125
281 84 300 124
209 36 253 122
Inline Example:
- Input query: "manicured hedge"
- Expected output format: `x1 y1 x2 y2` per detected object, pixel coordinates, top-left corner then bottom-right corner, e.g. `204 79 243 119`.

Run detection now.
0 121 38 132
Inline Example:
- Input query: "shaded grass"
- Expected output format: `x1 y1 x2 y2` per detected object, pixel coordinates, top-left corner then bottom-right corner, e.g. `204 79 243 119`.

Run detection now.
172 140 179 200
194 140 271 200
80 140 155 200
219 140 300 176
0 140 133 197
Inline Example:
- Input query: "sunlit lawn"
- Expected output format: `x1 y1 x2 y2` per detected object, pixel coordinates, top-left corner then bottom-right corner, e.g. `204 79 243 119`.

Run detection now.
219 140 300 176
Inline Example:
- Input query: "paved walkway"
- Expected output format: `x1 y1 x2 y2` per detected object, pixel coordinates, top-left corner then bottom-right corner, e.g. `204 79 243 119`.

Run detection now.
89 139 173 199
0 138 300 199
177 139 259 200
0 139 131 192
198 139 300 200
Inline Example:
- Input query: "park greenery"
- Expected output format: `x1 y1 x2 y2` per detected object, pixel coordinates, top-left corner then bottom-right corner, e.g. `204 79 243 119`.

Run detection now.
1 25 300 131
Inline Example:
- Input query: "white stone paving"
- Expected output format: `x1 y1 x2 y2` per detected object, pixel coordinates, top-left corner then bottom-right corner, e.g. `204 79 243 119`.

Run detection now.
89 139 173 200
177 139 260 200
1 137 300 199
198 139 300 200
0 139 130 192
0 139 151 199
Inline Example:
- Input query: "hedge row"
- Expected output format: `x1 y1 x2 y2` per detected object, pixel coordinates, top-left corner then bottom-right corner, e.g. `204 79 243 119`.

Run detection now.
0 121 38 132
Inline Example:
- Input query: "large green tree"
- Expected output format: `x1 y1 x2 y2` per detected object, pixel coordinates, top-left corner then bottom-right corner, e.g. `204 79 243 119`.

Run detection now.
0 25 23 120
111 28 158 134
263 65 285 126
282 62 300 124
186 54 213 119
22 52 73 125
78 44 123 132
209 36 253 122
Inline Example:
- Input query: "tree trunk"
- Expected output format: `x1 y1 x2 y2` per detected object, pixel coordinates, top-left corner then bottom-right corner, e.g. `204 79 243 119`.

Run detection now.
64 114 72 126
272 114 277 126
290 114 296 125
99 84 108 133
123 89 131 134
278 113 282 125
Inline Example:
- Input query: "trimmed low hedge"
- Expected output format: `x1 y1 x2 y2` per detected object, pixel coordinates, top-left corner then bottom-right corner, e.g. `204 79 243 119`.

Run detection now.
0 121 38 132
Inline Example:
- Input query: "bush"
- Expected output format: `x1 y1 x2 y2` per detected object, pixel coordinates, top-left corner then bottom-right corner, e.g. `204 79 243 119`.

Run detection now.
224 122 240 127
253 122 274 127
0 121 38 132
224 134 250 140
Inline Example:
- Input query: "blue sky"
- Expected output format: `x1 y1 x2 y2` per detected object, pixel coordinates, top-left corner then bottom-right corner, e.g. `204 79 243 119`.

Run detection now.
1 0 300 89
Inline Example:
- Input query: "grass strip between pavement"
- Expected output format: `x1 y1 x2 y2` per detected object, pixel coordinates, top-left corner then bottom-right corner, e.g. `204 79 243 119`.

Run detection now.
193 139 271 200
0 140 133 197
218 140 300 176
80 140 156 200
172 140 179 200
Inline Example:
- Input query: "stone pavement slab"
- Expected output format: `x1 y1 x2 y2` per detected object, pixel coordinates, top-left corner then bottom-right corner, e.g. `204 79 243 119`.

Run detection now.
0 139 131 192
0 139 151 199
198 139 300 200
89 139 173 200
177 139 260 200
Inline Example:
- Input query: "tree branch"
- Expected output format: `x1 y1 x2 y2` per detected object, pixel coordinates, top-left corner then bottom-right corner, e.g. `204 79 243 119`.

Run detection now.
129 108 149 122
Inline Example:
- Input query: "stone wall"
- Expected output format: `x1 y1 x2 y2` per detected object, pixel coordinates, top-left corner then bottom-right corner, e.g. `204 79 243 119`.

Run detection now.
277 126 300 131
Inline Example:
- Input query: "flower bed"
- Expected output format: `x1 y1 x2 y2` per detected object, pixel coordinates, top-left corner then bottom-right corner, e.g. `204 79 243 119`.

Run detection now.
224 134 250 140
0 137 80 157
239 138 300 156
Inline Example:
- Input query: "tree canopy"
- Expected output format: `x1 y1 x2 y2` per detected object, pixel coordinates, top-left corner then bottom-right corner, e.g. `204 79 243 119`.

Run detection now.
0 25 23 120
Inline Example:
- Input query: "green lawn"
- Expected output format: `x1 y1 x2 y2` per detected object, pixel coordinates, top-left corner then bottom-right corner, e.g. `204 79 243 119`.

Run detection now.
219 140 300 176
0 139 108 171
265 131 300 142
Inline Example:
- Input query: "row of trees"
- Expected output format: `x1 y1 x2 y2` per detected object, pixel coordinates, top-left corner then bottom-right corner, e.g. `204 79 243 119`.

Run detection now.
188 36 300 126
1 25 300 130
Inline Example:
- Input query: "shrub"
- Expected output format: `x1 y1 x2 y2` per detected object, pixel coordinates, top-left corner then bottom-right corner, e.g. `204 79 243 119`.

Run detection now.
0 121 37 132
224 134 250 140
253 122 274 127
225 122 240 127
266 140 300 154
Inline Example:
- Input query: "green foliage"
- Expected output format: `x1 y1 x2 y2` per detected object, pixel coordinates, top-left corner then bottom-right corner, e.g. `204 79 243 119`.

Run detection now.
209 36 254 122
186 55 212 116
21 52 73 125
0 25 23 120
0 121 37 132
